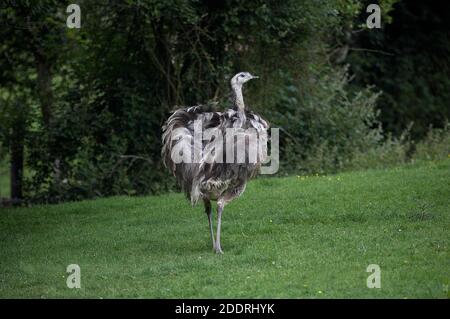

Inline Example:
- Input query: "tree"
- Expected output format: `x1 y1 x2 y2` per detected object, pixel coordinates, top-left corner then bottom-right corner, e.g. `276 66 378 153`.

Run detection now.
1 0 425 203
348 1 450 138
0 1 68 201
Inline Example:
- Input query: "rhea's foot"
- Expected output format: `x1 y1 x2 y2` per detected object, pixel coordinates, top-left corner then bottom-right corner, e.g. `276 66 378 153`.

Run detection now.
214 244 224 254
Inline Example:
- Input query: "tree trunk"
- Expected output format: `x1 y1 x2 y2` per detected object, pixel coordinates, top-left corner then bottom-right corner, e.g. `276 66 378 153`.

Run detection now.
152 22 177 106
10 115 25 200
34 52 53 128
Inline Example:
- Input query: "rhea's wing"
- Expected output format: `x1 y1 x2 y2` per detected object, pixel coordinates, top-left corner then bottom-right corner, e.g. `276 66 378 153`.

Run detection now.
161 105 222 203
199 109 270 190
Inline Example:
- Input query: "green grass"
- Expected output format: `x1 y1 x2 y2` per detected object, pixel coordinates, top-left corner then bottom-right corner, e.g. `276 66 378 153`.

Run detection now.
1 160 449 298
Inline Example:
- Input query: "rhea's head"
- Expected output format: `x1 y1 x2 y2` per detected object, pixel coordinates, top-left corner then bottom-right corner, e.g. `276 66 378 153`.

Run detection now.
231 72 258 88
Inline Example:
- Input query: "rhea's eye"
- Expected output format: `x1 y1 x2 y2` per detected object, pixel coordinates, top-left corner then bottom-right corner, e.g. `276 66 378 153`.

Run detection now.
239 74 245 77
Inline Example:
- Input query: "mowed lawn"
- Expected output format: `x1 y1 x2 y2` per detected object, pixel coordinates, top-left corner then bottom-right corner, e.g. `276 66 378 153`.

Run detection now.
0 160 449 298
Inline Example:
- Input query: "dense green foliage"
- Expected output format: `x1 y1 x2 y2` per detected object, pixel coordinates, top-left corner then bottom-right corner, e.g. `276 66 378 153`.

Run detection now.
271 66 383 174
1 160 449 297
0 1 448 203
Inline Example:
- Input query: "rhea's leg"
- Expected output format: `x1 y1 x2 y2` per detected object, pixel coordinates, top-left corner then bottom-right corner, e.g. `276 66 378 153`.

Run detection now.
204 199 215 250
215 201 224 254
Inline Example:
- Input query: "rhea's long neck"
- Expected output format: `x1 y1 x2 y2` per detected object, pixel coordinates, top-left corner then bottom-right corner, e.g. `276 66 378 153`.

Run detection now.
232 83 245 112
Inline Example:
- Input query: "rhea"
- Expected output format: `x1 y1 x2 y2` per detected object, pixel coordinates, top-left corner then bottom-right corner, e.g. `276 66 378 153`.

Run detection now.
161 72 269 253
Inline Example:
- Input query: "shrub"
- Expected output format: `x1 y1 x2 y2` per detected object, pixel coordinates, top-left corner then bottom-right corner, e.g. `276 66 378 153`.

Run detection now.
412 122 450 161
270 66 384 175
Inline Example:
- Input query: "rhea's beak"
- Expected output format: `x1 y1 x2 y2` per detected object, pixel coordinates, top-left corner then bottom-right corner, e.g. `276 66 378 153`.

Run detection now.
251 75 259 79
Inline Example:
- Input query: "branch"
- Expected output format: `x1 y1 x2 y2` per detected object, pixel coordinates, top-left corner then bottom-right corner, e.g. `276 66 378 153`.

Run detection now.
349 47 394 56
118 155 153 163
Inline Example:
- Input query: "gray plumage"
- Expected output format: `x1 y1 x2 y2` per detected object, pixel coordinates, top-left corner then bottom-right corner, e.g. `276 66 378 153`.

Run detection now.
161 72 269 253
